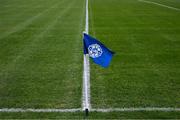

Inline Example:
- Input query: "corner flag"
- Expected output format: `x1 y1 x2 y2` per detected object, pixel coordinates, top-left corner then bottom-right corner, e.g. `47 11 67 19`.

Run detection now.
83 33 115 68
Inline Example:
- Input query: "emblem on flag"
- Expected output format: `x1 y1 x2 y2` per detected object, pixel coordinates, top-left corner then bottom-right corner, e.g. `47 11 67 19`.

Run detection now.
88 44 103 58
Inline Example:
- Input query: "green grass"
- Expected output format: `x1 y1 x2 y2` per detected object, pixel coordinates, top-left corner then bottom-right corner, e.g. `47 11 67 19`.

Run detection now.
0 111 180 119
0 0 85 108
90 0 180 110
0 0 180 119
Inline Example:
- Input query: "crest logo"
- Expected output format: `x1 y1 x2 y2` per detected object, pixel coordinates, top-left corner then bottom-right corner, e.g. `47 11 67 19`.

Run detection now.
88 44 103 58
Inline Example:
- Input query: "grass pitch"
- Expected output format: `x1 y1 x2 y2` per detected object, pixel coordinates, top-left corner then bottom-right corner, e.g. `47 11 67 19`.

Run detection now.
0 0 84 108
90 0 180 108
0 0 180 119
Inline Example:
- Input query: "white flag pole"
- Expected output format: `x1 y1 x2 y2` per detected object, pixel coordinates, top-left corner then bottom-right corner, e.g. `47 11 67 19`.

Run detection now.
82 0 90 116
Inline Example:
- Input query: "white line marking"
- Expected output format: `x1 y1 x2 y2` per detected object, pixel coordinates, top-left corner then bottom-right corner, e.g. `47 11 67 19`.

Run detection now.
82 0 91 110
138 0 180 11
0 107 179 112
85 0 89 34
91 108 180 112
83 54 91 110
0 108 81 112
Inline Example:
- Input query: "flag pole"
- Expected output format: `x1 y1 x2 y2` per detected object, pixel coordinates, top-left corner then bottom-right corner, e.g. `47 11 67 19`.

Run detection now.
83 0 90 117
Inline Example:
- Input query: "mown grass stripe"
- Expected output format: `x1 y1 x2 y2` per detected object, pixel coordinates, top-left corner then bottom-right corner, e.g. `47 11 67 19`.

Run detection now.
0 0 75 73
0 0 65 40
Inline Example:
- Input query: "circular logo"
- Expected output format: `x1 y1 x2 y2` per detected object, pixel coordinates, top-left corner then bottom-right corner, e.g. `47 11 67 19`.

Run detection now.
88 44 103 58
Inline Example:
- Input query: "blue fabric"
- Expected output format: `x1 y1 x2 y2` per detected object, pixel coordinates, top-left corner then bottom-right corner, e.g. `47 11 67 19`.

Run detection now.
83 33 115 68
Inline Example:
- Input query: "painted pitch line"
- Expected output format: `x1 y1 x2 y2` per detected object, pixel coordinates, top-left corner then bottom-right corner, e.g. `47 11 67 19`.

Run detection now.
82 0 91 111
85 0 89 34
91 108 180 112
82 54 91 110
138 0 180 11
0 108 82 112
0 107 179 112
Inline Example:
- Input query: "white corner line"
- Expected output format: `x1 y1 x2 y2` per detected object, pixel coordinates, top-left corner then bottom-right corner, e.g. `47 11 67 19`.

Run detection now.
0 108 82 112
0 107 179 112
82 0 91 111
138 0 180 11
91 107 180 112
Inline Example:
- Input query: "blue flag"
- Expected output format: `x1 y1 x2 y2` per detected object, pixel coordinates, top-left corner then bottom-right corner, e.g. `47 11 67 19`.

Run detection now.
83 33 115 68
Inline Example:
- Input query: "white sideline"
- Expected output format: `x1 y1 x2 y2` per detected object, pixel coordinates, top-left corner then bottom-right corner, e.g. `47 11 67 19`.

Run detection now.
0 108 180 112
82 0 91 111
91 108 180 112
0 108 81 112
138 0 180 11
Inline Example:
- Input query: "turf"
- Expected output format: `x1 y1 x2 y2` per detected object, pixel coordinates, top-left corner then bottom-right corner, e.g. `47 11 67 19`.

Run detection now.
0 0 180 119
0 0 85 108
90 0 180 109
0 111 180 119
